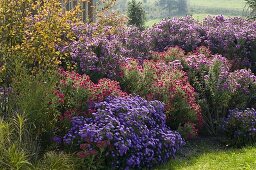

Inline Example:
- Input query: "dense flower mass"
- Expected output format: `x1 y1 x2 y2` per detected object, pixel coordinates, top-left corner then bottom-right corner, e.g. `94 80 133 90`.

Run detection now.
223 108 256 145
58 16 256 78
54 70 126 120
145 16 204 52
63 96 185 169
223 69 256 94
202 16 256 69
59 24 124 78
59 24 151 79
121 59 202 137
145 16 256 72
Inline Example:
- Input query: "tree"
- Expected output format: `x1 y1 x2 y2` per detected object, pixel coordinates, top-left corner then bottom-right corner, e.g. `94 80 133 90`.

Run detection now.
245 0 256 19
157 0 188 17
127 0 146 29
177 0 188 15
158 0 176 16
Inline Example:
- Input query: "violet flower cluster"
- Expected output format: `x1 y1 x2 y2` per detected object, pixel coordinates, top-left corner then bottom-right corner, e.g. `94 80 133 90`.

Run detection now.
223 69 256 93
203 16 256 68
145 16 204 52
59 24 124 78
58 16 256 78
145 16 256 71
223 108 256 145
63 96 184 169
59 24 151 78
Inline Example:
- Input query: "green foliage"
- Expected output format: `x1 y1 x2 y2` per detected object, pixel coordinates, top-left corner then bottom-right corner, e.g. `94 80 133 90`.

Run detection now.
35 152 75 170
0 0 80 87
9 67 60 150
198 62 232 135
0 117 33 170
121 59 201 138
127 0 146 29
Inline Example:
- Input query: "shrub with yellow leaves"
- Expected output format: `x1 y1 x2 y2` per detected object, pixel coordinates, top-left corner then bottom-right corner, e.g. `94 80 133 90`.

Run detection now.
0 0 81 86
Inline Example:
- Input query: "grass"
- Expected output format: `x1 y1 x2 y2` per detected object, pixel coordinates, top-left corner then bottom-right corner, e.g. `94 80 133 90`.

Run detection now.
189 0 246 10
155 138 256 170
145 0 248 27
145 18 162 27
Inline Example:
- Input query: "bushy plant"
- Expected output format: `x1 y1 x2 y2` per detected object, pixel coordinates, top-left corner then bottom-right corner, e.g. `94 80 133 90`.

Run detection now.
177 122 198 140
143 16 256 72
0 0 81 85
59 24 151 79
182 49 256 135
145 16 205 52
151 46 186 63
127 0 146 29
0 116 34 169
223 108 256 146
53 70 126 139
121 59 202 138
35 151 75 170
202 16 256 71
59 23 125 79
62 96 185 169
118 26 151 60
9 68 60 148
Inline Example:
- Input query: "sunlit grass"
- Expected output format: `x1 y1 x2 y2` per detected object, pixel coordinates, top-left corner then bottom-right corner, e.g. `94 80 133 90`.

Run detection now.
155 138 256 170
145 18 162 27
189 0 246 10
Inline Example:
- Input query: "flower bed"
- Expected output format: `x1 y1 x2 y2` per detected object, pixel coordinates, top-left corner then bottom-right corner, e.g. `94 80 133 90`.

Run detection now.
63 96 185 169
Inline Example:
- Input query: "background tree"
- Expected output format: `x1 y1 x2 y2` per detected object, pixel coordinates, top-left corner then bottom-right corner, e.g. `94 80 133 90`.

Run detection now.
158 0 176 16
177 0 188 15
127 0 146 29
245 0 256 19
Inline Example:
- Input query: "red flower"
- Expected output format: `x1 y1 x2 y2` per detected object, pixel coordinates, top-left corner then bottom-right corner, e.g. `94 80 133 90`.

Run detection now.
80 143 90 150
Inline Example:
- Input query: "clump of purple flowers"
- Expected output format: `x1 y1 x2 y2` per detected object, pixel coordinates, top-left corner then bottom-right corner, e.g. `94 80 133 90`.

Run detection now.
63 96 184 169
223 108 256 146
59 24 124 79
203 16 256 65
146 16 204 52
145 16 256 72
223 69 256 94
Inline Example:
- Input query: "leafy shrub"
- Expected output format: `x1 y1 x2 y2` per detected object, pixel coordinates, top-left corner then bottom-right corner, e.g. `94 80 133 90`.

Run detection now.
62 96 184 169
177 122 198 140
223 108 256 146
0 0 80 87
53 70 126 138
121 59 202 138
183 50 256 135
151 46 186 63
9 68 60 146
0 116 34 169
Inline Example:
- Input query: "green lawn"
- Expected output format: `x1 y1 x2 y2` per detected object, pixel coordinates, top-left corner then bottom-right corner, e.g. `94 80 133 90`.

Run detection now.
145 0 248 27
189 0 246 10
145 18 162 27
155 138 256 170
145 13 244 27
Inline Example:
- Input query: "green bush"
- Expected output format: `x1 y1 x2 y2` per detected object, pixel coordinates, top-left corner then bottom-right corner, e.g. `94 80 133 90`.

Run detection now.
0 117 33 170
9 67 60 151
